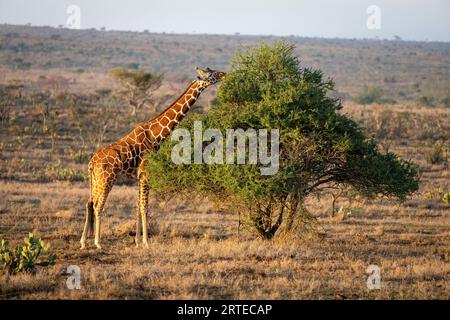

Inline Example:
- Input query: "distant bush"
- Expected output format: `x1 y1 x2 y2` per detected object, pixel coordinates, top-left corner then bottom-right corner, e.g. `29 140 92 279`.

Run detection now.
383 76 396 83
95 88 112 97
441 96 450 107
418 96 434 106
355 86 392 104
110 67 163 115
425 141 448 165
125 62 140 70
12 58 32 70
0 234 56 275
72 152 91 164
45 160 87 182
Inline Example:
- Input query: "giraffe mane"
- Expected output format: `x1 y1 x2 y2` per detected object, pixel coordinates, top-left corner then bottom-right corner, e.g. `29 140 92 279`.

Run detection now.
156 80 198 116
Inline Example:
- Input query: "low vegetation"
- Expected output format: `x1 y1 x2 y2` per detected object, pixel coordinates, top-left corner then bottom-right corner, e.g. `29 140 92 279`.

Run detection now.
0 234 55 275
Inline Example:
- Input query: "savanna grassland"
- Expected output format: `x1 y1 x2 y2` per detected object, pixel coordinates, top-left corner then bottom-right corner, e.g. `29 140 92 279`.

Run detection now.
0 25 449 299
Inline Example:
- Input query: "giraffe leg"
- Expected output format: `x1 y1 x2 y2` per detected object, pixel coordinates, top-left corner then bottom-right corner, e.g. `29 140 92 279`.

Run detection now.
94 211 102 250
135 204 142 247
80 200 94 249
94 190 109 250
139 179 150 248
138 160 150 249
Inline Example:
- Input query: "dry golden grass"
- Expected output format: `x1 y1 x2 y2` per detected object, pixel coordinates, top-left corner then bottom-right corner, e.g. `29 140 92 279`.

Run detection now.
0 81 449 299
0 177 448 299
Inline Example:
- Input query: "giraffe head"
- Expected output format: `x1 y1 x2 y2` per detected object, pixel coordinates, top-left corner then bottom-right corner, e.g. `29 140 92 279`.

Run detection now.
195 67 227 86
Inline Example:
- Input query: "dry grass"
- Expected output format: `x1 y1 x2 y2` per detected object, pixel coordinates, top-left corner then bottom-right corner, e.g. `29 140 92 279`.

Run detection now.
0 63 449 299
0 177 448 299
1 104 449 300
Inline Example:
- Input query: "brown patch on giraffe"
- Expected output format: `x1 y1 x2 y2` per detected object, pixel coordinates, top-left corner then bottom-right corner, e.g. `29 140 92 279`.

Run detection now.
150 122 160 131
151 125 163 137
182 104 190 114
156 127 169 139
136 131 145 142
165 109 177 118
159 116 170 126
173 103 183 113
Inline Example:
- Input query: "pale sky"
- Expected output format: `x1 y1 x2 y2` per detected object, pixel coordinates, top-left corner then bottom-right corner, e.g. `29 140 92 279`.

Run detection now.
0 0 449 42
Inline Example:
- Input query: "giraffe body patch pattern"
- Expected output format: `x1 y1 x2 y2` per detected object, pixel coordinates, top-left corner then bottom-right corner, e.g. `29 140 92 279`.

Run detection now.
80 68 226 249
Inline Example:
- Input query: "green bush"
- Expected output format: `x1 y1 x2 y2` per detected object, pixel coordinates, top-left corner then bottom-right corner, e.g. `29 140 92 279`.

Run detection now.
443 193 450 204
426 141 447 165
441 96 450 107
418 96 434 106
45 160 87 182
0 233 56 275
355 86 384 104
146 41 420 239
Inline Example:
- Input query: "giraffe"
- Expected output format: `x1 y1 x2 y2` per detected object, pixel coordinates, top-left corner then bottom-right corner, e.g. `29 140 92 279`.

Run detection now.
80 67 226 250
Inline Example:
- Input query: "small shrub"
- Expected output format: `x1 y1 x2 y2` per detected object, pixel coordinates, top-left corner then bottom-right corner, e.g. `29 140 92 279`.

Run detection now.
0 233 56 275
72 151 91 164
426 141 447 165
45 160 87 182
337 206 352 221
355 86 384 104
425 187 446 201
0 103 11 124
418 96 434 106
441 96 450 107
443 193 450 204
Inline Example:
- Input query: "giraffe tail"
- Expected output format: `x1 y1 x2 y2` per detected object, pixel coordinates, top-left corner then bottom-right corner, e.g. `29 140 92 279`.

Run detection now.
85 200 94 237
85 167 94 237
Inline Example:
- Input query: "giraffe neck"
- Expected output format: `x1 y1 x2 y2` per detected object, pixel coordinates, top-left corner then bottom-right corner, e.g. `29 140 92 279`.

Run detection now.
146 80 206 142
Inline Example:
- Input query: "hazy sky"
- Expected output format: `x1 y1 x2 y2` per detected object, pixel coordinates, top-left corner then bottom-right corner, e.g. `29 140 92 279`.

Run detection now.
0 0 449 41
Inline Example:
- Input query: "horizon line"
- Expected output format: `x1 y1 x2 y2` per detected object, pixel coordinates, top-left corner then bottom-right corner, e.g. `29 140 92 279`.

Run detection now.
2 23 450 45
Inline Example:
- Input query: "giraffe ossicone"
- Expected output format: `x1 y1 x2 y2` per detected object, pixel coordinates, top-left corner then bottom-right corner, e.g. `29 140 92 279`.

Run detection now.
80 67 226 250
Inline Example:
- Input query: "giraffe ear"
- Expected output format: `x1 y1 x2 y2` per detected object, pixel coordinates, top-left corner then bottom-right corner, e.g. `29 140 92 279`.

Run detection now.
195 67 208 79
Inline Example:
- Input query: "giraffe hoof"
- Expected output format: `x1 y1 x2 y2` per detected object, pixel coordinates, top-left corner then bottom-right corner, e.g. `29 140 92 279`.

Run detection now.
143 242 149 249
95 244 102 250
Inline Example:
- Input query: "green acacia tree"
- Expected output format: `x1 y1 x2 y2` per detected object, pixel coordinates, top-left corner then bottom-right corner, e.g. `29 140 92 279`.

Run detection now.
110 67 163 116
145 41 420 240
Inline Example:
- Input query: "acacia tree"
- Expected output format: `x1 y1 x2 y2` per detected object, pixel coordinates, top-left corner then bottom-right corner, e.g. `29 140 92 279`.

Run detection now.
146 42 420 240
110 67 163 116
